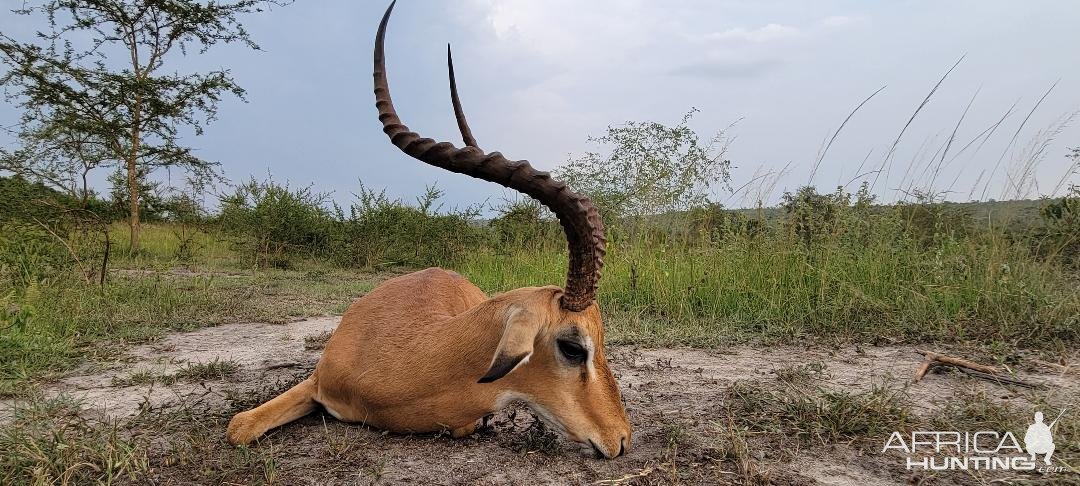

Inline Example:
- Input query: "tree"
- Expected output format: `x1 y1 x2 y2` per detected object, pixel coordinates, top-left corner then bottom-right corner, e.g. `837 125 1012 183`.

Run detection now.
555 109 733 219
0 0 277 251
0 119 111 206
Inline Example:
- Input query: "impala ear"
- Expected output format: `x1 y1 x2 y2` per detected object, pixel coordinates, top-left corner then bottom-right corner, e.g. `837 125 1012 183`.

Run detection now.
478 306 541 383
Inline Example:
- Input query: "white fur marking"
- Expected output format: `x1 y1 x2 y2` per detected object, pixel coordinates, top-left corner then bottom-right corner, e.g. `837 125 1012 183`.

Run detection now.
583 333 597 379
323 403 345 421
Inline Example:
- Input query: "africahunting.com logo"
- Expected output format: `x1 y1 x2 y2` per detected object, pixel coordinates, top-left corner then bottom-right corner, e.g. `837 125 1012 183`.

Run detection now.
883 409 1070 473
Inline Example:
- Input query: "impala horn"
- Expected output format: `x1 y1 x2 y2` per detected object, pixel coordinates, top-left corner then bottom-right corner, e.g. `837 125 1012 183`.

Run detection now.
373 1 605 311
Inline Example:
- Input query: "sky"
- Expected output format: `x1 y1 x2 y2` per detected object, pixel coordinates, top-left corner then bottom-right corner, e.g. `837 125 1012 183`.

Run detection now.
2 0 1079 211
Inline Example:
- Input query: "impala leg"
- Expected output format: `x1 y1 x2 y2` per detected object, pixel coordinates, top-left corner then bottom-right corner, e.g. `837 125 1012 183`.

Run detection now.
451 421 477 438
227 376 319 445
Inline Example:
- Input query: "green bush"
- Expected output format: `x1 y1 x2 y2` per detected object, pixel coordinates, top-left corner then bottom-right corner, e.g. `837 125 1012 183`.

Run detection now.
488 198 561 253
328 184 485 269
217 177 333 268
1034 185 1080 268
0 176 111 287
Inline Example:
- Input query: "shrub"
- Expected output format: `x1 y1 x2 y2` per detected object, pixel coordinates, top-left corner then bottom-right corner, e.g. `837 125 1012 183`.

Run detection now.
328 183 484 269
780 186 852 250
217 177 332 268
687 203 767 244
161 186 211 265
555 108 733 242
488 198 560 252
1034 185 1080 268
0 176 111 287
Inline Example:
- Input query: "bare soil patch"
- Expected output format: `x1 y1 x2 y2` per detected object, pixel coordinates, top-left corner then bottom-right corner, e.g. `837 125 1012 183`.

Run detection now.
8 317 1079 485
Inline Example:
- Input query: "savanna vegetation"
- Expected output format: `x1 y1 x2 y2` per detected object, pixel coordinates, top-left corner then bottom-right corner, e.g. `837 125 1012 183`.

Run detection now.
2 98 1078 484
3 119 1079 395
1 2 1078 484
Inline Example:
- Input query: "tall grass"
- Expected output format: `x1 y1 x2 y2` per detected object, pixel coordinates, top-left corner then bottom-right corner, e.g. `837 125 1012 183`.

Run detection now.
108 222 235 269
457 199 1080 346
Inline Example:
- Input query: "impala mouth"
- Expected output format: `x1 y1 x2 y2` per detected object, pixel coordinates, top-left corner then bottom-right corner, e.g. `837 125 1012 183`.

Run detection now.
588 439 605 459
495 392 620 457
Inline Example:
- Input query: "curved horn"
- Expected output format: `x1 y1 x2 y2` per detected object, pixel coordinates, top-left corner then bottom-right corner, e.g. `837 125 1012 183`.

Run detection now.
447 44 478 149
374 1 605 311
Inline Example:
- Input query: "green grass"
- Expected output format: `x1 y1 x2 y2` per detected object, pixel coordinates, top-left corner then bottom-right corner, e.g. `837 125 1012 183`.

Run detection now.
112 358 243 387
4 191 1080 396
7 203 1078 396
0 264 381 395
455 226 1080 347
107 222 239 270
3 374 1074 485
1 387 290 485
1 395 148 484
726 380 915 446
175 358 242 381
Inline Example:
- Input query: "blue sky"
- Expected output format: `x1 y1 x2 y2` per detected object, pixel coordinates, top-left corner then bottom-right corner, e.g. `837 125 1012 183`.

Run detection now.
2 0 1079 210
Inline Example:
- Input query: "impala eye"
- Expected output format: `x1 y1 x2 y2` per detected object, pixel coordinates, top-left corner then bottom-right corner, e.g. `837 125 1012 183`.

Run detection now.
557 339 587 364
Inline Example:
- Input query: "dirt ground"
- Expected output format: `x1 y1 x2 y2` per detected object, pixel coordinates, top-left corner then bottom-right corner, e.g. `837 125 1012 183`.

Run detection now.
8 316 1080 485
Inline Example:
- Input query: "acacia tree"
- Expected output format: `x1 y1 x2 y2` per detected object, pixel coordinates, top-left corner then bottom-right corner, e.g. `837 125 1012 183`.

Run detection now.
0 0 276 251
556 109 734 239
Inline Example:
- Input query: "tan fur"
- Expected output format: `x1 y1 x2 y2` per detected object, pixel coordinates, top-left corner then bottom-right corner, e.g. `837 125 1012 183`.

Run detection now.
227 267 632 458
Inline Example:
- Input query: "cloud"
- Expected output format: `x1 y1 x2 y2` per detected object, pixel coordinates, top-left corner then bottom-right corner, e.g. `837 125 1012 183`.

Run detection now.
705 23 801 43
670 57 782 79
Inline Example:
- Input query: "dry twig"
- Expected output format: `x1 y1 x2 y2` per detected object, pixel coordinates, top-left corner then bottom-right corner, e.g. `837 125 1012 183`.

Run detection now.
913 349 1040 388
591 467 656 485
914 349 999 376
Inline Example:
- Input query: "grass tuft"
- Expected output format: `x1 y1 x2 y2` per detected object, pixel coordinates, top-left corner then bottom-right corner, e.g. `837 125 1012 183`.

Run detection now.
726 381 914 445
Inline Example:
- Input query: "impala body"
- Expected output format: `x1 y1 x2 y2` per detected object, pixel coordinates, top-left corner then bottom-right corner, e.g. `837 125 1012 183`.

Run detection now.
227 1 632 458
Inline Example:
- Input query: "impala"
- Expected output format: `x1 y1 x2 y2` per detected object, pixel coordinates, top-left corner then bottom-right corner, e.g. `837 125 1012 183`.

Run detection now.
227 1 631 458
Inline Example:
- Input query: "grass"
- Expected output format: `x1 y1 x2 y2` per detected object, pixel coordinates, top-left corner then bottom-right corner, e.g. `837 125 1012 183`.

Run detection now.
0 395 148 484
0 199 1076 482
175 358 243 381
107 222 238 270
511 417 564 456
2 374 307 485
0 263 381 396
112 358 243 387
709 419 771 485
1 363 1075 484
928 389 1078 449
5 196 1079 395
773 362 829 384
726 380 915 446
457 219 1080 347
111 369 163 387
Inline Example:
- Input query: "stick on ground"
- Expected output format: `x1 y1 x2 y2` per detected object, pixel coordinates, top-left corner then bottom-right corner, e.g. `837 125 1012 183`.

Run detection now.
913 349 1000 381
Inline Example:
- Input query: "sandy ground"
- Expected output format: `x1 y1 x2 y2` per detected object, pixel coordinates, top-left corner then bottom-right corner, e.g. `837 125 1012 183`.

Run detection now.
8 317 1079 485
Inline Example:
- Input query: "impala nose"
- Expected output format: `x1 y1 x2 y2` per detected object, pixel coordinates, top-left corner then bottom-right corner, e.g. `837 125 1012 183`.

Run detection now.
589 434 630 459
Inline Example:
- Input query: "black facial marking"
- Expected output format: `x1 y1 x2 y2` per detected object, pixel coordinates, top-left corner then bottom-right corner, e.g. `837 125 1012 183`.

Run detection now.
478 352 527 383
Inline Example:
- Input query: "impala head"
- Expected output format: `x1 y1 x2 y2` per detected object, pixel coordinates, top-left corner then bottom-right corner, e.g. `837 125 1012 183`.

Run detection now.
474 287 630 458
373 1 630 458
